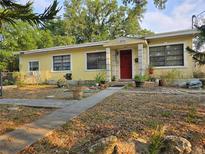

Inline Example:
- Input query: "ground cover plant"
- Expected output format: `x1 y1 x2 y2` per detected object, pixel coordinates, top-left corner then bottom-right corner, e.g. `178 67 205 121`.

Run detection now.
21 92 205 153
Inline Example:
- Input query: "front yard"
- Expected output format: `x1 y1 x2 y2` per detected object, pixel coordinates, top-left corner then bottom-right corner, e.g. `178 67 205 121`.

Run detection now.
21 92 205 153
0 104 55 135
2 85 99 100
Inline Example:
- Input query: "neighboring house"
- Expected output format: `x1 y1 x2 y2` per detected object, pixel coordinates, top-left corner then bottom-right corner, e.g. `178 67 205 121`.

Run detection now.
19 29 198 83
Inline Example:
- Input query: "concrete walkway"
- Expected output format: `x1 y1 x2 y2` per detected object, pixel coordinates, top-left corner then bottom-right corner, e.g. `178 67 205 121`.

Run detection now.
0 98 77 108
0 87 121 154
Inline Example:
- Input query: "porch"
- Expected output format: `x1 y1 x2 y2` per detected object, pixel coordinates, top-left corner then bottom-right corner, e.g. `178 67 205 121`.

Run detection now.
104 37 148 81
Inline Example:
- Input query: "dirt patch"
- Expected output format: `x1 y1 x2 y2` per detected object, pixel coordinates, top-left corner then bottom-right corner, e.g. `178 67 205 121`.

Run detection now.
0 104 55 135
21 92 205 153
2 85 98 100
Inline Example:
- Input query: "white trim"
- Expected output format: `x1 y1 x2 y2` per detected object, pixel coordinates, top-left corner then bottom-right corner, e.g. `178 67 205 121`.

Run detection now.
51 53 72 73
20 41 108 55
119 49 133 79
84 50 106 72
145 29 198 39
148 42 187 69
28 60 40 72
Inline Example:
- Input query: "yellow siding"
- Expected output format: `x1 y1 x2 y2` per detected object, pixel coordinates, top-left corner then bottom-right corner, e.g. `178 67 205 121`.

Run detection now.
19 35 195 83
20 46 106 83
146 35 194 78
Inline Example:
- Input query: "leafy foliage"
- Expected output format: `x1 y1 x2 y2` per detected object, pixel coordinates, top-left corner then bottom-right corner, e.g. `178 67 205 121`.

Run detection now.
123 0 167 9
149 126 165 154
95 72 106 84
63 0 153 43
187 25 205 65
0 0 60 27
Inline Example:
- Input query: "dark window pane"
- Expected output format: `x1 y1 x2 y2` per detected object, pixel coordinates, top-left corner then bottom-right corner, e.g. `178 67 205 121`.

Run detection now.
53 55 71 71
149 44 184 67
29 61 39 71
87 52 106 69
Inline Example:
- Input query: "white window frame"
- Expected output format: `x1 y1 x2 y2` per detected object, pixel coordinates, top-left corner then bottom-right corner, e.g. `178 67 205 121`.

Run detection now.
51 53 72 72
148 42 187 69
28 60 40 72
85 50 106 71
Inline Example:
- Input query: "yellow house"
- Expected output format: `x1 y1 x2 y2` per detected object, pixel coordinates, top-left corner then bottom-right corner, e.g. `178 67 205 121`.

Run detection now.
19 29 198 83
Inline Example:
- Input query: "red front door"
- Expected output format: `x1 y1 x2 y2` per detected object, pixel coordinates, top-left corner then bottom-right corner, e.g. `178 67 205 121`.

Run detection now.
120 50 132 79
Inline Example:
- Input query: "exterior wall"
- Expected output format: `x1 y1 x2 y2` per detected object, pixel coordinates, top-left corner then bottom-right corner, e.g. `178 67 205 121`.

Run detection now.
20 46 106 83
146 35 194 78
19 35 195 83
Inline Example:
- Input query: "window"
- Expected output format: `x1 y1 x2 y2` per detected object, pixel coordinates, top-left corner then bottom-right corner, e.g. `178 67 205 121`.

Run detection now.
29 61 39 71
53 55 71 71
149 44 184 67
86 52 106 70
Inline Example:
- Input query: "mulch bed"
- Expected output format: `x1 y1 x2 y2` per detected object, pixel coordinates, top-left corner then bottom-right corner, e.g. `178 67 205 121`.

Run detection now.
0 104 55 135
21 92 205 154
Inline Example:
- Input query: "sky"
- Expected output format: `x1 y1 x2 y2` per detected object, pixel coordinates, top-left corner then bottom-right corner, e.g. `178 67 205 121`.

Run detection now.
19 0 205 33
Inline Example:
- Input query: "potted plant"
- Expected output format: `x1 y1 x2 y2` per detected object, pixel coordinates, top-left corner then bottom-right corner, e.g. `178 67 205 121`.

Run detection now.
134 75 145 88
95 72 106 86
148 65 154 75
159 75 166 86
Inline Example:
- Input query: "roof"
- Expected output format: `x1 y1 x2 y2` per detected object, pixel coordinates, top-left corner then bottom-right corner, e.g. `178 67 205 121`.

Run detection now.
144 29 198 39
19 29 198 55
20 40 108 55
103 37 147 47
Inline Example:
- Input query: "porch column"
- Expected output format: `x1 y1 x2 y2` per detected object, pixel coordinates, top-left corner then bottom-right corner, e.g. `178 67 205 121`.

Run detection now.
106 47 111 82
138 44 145 75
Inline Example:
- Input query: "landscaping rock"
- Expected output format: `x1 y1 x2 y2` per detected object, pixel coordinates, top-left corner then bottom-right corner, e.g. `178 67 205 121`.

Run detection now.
160 135 192 154
88 136 136 154
88 136 118 154
115 140 136 154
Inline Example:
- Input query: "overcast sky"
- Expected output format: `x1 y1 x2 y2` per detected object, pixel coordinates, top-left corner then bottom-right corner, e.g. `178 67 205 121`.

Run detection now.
19 0 205 33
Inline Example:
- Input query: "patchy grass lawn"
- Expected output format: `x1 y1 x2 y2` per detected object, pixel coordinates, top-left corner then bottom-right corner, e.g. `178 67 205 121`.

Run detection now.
21 92 205 153
0 104 55 135
2 85 97 100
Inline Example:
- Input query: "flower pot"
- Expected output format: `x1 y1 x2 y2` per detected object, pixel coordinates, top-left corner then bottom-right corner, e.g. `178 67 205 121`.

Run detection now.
159 79 165 86
149 69 154 75
135 81 144 88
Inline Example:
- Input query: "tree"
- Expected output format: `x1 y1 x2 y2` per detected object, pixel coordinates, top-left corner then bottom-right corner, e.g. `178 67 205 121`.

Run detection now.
0 0 60 28
122 0 167 9
187 26 205 65
0 22 58 71
0 22 55 52
64 0 152 43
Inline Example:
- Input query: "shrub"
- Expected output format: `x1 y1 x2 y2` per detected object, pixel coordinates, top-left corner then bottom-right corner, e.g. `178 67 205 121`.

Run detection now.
95 72 106 84
12 72 25 87
160 69 183 85
149 126 165 154
145 120 162 129
193 71 205 78
134 75 146 82
160 110 173 118
186 104 198 124
111 75 116 81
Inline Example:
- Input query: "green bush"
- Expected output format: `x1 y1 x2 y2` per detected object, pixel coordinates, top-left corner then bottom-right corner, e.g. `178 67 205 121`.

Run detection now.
95 72 106 84
160 69 183 85
193 71 205 78
149 126 165 154
134 74 147 82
